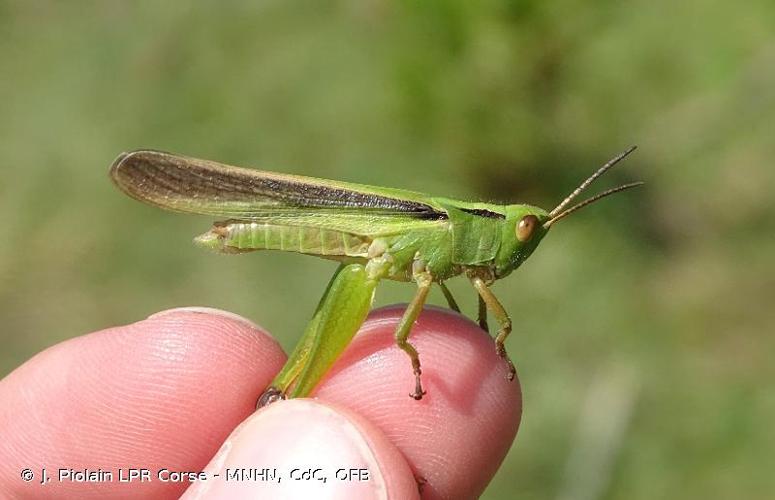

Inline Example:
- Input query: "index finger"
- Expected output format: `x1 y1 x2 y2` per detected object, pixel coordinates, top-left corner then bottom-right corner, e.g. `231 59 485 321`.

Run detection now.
0 308 286 499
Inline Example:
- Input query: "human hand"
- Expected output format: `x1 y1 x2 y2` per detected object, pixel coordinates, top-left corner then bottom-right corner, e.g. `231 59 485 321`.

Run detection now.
0 306 521 499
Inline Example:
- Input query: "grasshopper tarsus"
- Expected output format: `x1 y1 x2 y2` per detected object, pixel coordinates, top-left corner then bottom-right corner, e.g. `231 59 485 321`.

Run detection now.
411 368 426 400
506 366 517 381
256 386 286 409
410 389 427 400
415 475 428 493
496 343 517 381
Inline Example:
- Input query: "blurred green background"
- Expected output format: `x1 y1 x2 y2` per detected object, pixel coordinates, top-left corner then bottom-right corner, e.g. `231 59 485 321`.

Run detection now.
1 1 773 499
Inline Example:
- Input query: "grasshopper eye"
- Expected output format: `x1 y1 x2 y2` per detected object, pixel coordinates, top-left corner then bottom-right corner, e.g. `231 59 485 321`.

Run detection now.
516 214 538 242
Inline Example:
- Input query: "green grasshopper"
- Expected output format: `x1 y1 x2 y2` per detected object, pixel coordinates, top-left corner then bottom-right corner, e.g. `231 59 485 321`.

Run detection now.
110 147 641 405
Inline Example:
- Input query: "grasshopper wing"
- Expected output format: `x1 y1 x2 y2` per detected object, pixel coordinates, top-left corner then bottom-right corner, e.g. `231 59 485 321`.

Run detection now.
110 150 448 236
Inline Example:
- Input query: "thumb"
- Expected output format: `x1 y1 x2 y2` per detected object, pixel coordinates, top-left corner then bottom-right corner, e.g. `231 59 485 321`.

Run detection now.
183 399 420 499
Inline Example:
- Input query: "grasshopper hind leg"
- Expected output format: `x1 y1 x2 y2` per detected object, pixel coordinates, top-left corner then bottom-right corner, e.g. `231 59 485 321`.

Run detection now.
256 386 286 408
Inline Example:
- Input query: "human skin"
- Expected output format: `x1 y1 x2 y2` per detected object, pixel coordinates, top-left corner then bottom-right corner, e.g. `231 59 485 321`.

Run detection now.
0 305 522 499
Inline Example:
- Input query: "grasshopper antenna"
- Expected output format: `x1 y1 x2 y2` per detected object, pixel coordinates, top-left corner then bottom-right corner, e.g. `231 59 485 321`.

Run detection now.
548 146 638 219
544 181 644 228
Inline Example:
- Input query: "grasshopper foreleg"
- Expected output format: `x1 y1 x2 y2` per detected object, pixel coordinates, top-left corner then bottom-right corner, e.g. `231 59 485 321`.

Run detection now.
395 264 433 400
470 276 516 381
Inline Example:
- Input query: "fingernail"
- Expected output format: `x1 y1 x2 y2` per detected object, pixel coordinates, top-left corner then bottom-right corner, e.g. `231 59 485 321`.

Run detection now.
147 307 260 330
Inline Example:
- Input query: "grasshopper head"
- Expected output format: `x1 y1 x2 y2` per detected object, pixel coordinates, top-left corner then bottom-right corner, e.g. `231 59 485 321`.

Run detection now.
494 146 643 278
495 205 550 278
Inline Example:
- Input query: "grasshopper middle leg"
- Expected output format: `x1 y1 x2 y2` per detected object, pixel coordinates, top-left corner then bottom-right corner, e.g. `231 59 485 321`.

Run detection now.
470 276 516 381
438 281 461 313
477 294 489 333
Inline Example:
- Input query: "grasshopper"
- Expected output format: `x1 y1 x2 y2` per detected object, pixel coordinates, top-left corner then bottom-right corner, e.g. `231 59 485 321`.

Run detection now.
110 147 641 405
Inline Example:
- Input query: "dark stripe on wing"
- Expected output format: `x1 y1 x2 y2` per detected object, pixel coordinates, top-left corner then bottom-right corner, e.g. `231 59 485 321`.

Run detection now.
112 151 448 220
460 208 506 219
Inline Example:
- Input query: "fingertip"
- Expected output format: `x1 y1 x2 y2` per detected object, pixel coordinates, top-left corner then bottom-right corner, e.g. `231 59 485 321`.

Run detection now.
184 399 419 499
314 305 522 499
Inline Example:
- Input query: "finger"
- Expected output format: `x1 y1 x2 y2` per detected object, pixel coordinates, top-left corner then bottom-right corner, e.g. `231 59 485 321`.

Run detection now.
183 399 420 499
0 307 286 499
313 305 522 500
